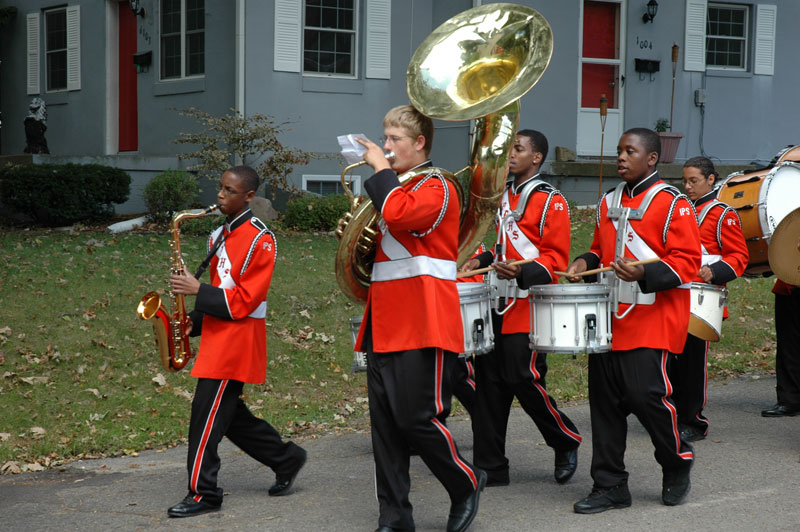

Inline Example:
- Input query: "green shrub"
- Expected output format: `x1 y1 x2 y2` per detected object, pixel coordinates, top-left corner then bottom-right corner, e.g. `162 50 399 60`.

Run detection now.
181 213 224 236
0 163 130 226
143 169 199 222
283 193 351 232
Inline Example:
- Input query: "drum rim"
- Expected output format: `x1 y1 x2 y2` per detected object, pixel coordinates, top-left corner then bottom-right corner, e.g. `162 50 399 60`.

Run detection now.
529 283 610 296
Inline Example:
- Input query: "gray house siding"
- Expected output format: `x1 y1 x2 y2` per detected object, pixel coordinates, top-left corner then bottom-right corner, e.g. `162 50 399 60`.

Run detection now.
0 0 797 213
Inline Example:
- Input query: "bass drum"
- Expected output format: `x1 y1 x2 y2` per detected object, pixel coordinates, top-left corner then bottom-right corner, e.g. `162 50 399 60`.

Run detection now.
717 162 800 275
773 145 800 164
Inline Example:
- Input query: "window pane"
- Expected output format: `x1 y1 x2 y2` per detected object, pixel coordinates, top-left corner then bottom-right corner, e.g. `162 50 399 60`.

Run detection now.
161 34 181 78
186 0 205 31
306 4 321 27
47 50 67 90
321 7 337 28
318 52 335 73
162 0 181 34
45 10 67 51
338 8 353 30
305 29 320 52
186 33 205 75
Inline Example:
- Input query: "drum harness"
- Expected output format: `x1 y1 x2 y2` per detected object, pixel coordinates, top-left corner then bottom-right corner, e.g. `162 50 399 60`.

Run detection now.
490 177 555 317
604 180 678 319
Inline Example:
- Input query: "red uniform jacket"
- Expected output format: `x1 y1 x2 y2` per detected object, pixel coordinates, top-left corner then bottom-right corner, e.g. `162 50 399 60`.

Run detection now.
582 173 702 353
189 210 276 383
477 178 570 334
773 279 796 295
355 162 464 353
693 190 749 317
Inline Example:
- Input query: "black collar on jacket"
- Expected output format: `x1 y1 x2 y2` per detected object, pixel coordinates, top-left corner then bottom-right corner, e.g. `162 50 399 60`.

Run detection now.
226 208 253 233
625 171 659 197
693 189 717 207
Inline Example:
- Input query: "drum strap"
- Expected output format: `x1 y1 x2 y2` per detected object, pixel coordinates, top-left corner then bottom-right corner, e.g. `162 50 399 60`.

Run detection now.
496 177 550 261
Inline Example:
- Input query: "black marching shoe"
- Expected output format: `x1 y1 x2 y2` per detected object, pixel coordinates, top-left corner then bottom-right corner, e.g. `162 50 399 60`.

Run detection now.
446 469 487 532
554 448 578 484
573 482 632 514
761 403 800 417
662 465 692 506
679 425 707 442
268 448 307 496
167 494 220 518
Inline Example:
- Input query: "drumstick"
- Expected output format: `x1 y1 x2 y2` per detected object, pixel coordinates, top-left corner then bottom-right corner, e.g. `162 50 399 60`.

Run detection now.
456 258 537 278
554 257 661 278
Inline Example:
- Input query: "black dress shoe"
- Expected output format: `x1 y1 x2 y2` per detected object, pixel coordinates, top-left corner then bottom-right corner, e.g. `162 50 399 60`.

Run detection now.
679 425 707 442
662 464 692 506
167 494 220 518
446 469 487 532
761 403 800 417
573 482 632 514
554 448 578 484
268 448 307 496
375 527 415 532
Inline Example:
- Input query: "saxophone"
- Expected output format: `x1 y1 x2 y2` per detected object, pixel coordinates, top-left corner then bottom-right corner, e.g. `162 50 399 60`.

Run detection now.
137 204 219 372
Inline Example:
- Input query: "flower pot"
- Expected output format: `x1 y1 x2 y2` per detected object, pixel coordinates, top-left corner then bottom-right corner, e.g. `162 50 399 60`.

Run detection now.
657 132 684 164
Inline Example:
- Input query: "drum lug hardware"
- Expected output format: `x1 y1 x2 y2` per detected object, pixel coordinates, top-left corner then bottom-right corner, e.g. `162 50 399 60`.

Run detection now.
586 313 597 352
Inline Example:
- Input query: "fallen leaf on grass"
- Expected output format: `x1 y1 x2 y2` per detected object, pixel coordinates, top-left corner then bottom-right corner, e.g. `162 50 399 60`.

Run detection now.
30 427 46 439
1 461 21 474
152 374 167 387
21 376 49 385
299 310 312 319
0 433 10 442
84 388 102 398
23 463 45 472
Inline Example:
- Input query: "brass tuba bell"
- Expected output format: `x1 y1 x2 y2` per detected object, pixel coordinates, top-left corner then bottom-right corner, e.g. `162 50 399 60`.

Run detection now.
335 3 553 302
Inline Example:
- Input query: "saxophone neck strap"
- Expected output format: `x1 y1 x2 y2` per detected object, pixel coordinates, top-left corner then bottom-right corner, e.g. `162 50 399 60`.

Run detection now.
194 231 228 279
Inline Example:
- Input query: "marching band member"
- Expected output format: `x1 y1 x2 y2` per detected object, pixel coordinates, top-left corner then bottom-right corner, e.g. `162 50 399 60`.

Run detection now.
762 279 800 417
354 105 486 532
672 157 748 441
167 166 306 518
566 128 702 513
461 130 582 487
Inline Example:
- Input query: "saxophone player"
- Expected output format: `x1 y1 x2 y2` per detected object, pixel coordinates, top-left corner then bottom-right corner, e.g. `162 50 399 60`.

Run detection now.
166 166 307 518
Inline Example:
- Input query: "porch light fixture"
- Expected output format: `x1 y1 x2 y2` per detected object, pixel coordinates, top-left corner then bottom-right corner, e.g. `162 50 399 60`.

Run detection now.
130 0 145 18
642 0 658 23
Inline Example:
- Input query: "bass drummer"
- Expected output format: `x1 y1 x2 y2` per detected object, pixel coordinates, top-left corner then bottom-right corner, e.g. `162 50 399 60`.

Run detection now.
460 129 582 488
672 157 748 442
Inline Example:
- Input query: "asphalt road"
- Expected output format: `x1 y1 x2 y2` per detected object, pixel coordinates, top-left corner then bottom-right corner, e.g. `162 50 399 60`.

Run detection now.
1 374 798 532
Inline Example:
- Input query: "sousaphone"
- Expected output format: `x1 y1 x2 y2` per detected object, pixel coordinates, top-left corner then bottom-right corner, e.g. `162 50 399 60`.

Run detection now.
335 3 554 302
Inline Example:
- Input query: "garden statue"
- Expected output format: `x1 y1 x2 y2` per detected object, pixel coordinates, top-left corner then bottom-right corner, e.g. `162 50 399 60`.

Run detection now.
24 97 49 154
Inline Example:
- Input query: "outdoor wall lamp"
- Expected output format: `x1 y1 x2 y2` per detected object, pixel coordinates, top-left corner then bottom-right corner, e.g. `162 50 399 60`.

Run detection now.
130 0 145 18
642 0 658 23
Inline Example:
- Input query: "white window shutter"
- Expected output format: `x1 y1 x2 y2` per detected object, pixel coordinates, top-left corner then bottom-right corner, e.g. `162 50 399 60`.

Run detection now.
754 4 777 76
365 0 391 79
26 13 40 95
684 0 707 72
66 5 81 90
274 0 301 72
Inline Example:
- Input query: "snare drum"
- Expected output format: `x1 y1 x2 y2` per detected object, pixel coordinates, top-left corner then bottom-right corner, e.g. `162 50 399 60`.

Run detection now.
348 315 368 372
688 282 727 342
529 284 612 354
718 162 800 275
457 283 494 356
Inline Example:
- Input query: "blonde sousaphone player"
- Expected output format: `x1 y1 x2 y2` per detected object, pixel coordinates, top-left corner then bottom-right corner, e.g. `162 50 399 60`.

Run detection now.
335 3 554 303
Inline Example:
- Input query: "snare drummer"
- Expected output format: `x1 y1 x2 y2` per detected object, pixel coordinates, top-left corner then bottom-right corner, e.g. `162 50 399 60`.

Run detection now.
671 157 748 442
461 129 582 488
566 128 701 513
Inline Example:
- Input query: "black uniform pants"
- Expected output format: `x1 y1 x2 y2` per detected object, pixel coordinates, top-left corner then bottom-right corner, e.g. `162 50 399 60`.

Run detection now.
473 312 581 482
669 334 710 433
451 356 476 417
588 348 694 489
187 378 304 505
367 348 479 530
775 290 800 407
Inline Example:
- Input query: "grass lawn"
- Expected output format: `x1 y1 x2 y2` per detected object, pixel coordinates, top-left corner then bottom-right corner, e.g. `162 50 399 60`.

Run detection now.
0 208 777 471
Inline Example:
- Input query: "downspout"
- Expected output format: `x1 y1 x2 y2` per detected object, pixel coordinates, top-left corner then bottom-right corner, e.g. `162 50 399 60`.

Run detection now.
235 0 245 165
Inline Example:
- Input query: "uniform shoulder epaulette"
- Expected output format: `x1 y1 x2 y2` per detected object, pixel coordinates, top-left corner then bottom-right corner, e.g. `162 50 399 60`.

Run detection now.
250 217 267 231
241 225 277 276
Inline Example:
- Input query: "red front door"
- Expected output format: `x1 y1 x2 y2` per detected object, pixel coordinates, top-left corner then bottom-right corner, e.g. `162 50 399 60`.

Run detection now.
119 1 138 152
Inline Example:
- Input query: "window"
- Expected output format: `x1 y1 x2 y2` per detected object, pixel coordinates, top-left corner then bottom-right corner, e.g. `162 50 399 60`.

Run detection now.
45 8 67 91
706 3 749 70
302 174 360 196
160 0 205 80
303 0 357 76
